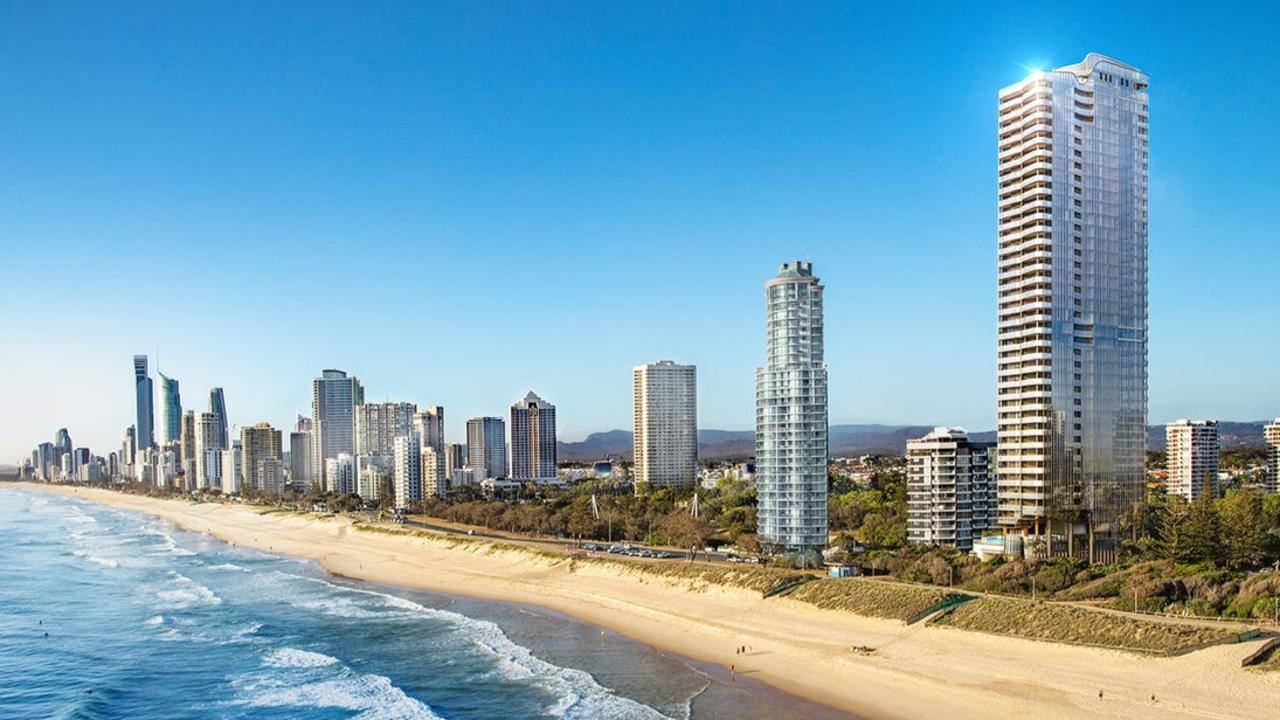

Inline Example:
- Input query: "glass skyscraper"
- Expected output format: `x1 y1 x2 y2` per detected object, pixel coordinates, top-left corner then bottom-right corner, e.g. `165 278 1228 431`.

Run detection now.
996 54 1148 561
133 355 155 450
209 387 229 449
311 370 363 491
158 371 182 445
755 261 828 553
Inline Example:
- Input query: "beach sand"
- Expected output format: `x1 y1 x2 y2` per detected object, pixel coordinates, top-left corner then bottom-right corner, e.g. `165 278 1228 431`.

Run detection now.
25 484 1277 720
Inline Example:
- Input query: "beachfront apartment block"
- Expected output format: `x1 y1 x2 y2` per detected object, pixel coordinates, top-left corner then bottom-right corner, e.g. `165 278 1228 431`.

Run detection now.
1266 419 1280 494
466 417 507 480
995 54 1149 562
393 434 422 509
414 406 445 455
633 361 698 489
1166 420 1220 501
133 355 155 450
755 261 829 553
509 392 557 483
312 369 364 492
906 427 995 551
355 402 417 457
240 422 283 492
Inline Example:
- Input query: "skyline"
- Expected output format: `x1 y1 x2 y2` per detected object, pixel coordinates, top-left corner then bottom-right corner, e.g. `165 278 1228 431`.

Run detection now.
4 3 1280 460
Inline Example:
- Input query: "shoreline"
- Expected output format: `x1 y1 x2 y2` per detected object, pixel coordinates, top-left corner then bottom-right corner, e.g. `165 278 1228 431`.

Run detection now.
17 483 1278 720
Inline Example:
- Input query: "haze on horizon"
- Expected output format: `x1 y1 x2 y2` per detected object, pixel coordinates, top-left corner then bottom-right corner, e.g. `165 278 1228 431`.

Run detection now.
2 1 1277 460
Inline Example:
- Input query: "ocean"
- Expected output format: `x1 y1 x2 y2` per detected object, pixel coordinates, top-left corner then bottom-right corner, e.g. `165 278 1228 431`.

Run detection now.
0 487 852 719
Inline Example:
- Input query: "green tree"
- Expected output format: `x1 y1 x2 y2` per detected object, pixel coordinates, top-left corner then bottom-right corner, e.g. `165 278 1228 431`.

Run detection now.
1218 490 1267 570
1175 493 1224 565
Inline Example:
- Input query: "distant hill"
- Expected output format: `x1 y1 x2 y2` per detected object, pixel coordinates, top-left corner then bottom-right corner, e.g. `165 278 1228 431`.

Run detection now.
559 424 956 461
1146 421 1269 451
558 420 1272 462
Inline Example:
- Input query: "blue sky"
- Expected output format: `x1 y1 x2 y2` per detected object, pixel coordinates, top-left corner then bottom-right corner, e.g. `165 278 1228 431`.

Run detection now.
2 1 1277 459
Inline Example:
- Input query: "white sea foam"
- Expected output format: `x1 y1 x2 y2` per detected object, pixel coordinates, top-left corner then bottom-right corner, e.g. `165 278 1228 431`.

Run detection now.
208 562 249 572
71 549 119 568
262 648 342 668
275 574 676 720
155 574 222 609
144 615 165 626
232 648 441 720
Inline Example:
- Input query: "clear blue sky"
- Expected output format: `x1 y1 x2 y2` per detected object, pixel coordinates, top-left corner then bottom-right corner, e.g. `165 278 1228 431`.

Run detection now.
2 1 1277 460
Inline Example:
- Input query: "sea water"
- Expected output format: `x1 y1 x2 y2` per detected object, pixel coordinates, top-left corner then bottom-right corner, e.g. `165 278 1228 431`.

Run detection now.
0 488 853 719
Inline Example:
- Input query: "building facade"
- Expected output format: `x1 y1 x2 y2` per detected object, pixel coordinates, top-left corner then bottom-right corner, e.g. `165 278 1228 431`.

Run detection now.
1166 420 1220 501
755 261 828 552
466 417 507 479
240 423 283 492
325 453 357 495
194 411 226 489
157 371 182 444
633 361 698 488
393 434 421 509
355 402 417 456
996 54 1149 560
509 392 557 482
1264 419 1280 494
422 446 446 499
209 388 229 448
906 428 995 551
413 406 445 455
133 355 155 450
312 369 364 491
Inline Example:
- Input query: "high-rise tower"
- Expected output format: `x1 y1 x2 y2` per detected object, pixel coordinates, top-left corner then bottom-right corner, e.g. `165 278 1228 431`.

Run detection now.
133 355 155 450
208 388 229 448
509 392 557 483
633 361 698 488
311 369 364 491
996 54 1149 560
157 371 182 444
755 261 828 553
466 417 507 479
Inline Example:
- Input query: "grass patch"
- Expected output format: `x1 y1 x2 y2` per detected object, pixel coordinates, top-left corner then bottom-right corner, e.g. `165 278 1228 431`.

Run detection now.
788 579 958 621
935 595 1238 654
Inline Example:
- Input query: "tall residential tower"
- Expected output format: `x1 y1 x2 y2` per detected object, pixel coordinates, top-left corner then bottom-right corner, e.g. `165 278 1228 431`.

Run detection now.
509 392 557 483
312 369 364 491
1166 420 1219 501
157 371 182 444
133 355 155 450
996 54 1149 560
632 361 698 488
755 261 828 553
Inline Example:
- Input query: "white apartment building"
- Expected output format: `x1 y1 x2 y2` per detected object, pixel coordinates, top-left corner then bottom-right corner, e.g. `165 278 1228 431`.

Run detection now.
220 442 242 495
996 54 1149 560
355 402 416 456
194 411 225 490
633 361 698 488
357 452 392 501
907 428 995 551
422 446 446 499
755 261 828 552
1264 419 1279 494
325 453 357 496
1166 420 1220 501
393 434 421 509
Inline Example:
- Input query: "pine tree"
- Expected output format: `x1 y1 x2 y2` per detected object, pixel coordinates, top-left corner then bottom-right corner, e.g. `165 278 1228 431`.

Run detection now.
1218 490 1266 570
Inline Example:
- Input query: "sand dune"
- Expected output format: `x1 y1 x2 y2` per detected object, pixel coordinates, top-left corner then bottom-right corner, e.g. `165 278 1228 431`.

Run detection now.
25 484 1278 720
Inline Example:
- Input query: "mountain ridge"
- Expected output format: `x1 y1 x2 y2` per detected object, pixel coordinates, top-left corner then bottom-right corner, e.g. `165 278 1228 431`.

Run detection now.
558 421 1273 461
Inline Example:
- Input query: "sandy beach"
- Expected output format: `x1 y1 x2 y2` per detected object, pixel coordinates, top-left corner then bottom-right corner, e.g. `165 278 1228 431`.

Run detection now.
22 484 1277 720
